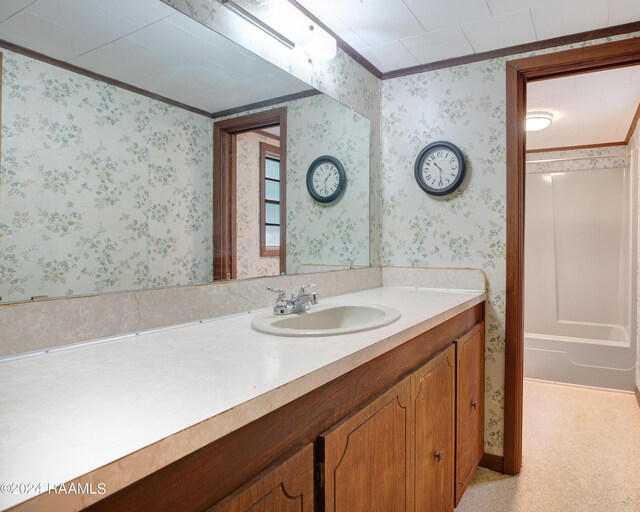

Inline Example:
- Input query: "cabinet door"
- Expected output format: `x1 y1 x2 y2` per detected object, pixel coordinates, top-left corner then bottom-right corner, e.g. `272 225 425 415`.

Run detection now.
319 378 413 512
412 345 455 512
210 443 313 512
455 327 485 506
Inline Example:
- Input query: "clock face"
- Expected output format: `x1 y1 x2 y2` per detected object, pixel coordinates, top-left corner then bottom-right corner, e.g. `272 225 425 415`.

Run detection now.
414 142 466 196
311 162 341 198
306 156 346 203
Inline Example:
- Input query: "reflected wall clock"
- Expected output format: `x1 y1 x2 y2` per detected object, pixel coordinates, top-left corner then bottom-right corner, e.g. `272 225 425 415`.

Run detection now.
306 155 346 203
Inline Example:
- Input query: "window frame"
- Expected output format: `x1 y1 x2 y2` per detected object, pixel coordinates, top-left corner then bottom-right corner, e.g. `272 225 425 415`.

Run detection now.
260 142 282 257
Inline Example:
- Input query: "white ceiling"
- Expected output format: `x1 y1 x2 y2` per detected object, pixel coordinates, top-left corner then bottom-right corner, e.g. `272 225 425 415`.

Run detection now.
526 65 640 150
297 0 640 73
0 0 312 113
1 0 638 141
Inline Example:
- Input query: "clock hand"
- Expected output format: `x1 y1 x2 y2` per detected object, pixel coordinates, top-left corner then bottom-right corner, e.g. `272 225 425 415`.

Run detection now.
323 172 331 194
435 162 443 184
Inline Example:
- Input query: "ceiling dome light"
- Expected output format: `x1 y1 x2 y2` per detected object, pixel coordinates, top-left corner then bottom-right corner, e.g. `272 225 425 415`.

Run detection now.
526 111 553 131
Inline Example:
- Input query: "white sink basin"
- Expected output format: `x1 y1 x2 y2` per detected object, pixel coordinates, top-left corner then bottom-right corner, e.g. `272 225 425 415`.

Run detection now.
251 304 401 337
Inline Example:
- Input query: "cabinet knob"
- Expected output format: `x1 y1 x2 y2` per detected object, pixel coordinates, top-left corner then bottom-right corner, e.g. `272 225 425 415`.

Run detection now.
471 400 478 409
435 451 443 462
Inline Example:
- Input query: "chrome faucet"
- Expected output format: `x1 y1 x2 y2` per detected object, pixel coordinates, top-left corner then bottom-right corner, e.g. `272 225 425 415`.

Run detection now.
267 283 319 315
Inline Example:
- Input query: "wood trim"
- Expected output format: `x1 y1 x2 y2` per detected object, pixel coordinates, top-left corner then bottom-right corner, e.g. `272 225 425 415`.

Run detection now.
504 59 526 477
382 22 640 80
635 386 640 409
480 453 504 473
214 107 287 132
0 40 212 118
286 0 383 79
278 116 288 276
213 108 288 280
259 142 283 259
625 100 640 144
212 90 320 119
507 39 640 77
85 304 484 512
504 37 640 477
213 125 235 280
526 141 628 153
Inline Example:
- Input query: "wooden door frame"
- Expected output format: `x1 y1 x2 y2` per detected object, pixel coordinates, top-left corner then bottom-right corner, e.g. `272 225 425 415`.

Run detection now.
504 38 640 475
213 107 287 281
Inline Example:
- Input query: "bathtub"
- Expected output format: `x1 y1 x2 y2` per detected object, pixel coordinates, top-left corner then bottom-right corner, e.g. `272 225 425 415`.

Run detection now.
524 327 635 391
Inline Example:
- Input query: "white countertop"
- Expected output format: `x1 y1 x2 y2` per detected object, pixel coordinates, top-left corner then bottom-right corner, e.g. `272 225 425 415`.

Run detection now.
0 286 484 511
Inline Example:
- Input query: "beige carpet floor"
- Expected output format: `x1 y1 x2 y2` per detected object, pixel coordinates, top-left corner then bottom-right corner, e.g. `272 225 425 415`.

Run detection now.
456 379 640 512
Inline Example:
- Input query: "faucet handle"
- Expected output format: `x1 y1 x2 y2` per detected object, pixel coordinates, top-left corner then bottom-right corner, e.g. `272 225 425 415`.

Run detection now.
267 287 286 300
299 282 316 294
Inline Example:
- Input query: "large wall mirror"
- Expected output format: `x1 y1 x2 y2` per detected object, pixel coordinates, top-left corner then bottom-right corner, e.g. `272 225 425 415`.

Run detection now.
0 0 370 303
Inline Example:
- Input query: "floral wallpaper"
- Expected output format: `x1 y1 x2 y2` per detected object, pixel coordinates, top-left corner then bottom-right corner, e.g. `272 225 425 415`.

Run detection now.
286 94 370 273
381 62 508 455
235 131 280 279
381 33 640 456
0 49 213 302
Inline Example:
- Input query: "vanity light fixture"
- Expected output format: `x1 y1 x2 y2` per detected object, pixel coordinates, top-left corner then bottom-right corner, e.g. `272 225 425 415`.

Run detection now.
221 0 295 49
526 111 553 131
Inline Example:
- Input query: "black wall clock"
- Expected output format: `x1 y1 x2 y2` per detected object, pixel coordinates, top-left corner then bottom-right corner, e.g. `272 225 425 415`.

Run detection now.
306 155 346 203
414 141 466 196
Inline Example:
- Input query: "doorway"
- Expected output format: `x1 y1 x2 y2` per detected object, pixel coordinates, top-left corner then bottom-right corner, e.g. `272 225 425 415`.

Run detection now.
504 38 640 475
523 67 638 390
213 107 287 281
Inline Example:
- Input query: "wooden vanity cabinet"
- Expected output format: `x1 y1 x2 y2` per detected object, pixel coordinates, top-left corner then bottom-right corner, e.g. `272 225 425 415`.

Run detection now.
209 444 314 512
318 378 413 512
318 345 456 512
454 325 485 506
413 344 455 512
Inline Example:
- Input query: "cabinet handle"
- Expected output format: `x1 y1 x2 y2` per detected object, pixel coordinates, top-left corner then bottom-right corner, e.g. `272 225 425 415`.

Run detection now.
471 400 478 409
435 451 443 463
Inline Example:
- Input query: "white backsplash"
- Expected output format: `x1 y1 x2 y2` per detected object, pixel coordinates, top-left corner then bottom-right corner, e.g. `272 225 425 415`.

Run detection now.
0 267 382 358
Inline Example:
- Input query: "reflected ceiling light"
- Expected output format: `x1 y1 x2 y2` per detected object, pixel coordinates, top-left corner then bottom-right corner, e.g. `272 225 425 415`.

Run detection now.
222 0 336 62
526 111 553 131
254 0 336 61
221 0 295 49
